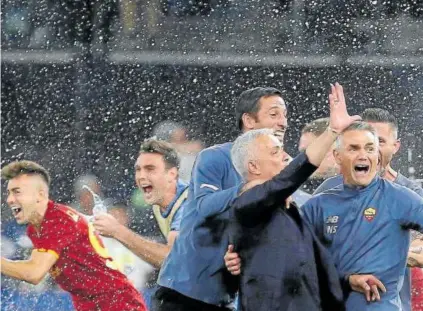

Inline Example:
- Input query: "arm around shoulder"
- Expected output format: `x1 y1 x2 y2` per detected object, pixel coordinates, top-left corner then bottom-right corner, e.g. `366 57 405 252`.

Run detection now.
192 148 241 217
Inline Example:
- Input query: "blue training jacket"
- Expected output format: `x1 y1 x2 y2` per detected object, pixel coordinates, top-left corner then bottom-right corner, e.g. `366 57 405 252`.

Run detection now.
314 173 423 311
303 176 423 311
158 142 242 306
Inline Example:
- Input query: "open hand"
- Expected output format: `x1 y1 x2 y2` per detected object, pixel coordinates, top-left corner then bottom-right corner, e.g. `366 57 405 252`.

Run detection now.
328 83 361 134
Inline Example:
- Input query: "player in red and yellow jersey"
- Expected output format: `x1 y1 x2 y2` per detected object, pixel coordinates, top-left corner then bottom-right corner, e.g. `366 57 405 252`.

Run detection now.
1 160 146 311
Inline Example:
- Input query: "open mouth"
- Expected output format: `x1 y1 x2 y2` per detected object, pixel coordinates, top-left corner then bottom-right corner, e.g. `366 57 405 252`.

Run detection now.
11 206 22 216
354 164 370 176
141 186 153 194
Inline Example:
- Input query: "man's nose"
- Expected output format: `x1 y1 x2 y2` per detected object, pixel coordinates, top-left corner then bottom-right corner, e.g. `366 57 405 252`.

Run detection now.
137 170 147 180
6 194 14 206
357 149 368 159
278 116 288 129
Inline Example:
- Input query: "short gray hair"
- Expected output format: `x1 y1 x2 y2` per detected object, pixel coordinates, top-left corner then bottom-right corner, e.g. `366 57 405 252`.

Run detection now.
335 122 379 150
231 128 275 180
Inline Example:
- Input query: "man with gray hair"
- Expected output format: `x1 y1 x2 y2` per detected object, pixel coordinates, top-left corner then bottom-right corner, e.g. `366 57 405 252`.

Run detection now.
301 121 423 311
226 120 423 311
225 84 361 311
313 108 423 311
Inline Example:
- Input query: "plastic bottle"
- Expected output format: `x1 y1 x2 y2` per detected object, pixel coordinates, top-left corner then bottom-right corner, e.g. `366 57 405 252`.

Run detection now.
82 185 107 216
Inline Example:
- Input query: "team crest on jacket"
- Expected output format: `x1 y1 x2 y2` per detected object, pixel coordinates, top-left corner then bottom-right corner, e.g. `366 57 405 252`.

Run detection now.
364 207 377 222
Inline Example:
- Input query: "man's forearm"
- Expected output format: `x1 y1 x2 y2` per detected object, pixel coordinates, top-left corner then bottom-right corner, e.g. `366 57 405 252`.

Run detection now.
114 226 171 268
306 127 339 167
234 152 316 225
1 257 43 284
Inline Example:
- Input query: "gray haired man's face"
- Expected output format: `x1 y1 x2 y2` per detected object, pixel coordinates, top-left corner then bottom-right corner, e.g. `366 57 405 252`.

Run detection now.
249 134 288 181
334 130 379 187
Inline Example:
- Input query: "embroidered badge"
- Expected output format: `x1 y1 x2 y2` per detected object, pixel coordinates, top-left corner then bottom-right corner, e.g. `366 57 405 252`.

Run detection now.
364 207 377 222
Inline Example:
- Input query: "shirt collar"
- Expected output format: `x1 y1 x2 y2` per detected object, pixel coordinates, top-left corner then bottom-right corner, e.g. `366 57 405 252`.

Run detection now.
160 179 188 217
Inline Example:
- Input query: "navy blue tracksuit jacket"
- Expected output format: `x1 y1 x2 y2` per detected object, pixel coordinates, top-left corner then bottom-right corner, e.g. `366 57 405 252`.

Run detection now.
232 152 345 311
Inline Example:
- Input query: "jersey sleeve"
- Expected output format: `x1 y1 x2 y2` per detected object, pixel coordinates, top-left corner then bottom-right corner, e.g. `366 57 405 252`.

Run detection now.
190 148 241 218
394 187 423 234
34 211 81 259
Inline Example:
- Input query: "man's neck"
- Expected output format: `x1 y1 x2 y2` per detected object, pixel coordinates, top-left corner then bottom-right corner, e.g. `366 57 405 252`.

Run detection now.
29 200 49 229
381 164 397 182
159 183 178 212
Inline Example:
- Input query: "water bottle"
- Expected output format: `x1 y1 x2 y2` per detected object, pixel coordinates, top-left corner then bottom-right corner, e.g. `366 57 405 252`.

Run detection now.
82 185 107 216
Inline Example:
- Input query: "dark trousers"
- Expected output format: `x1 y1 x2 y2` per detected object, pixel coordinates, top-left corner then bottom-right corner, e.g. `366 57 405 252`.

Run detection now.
151 286 233 311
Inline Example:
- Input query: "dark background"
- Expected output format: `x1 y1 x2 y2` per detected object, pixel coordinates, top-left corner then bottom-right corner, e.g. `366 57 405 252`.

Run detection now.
2 62 423 204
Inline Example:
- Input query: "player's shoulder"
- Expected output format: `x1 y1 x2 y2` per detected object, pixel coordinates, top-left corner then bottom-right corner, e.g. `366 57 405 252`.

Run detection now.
314 175 343 194
47 201 84 224
304 184 344 209
382 178 423 201
197 142 232 163
314 183 344 198
395 173 423 197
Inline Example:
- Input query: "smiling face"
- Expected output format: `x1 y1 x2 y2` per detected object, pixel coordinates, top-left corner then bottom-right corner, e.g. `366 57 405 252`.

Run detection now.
334 129 379 187
134 152 178 207
6 174 47 225
243 95 288 142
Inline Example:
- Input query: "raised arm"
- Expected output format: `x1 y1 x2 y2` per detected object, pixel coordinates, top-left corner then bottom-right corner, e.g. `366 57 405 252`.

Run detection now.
234 83 360 225
234 152 317 224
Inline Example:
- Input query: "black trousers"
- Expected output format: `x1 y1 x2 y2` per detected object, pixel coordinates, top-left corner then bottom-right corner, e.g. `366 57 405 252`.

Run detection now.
151 286 233 311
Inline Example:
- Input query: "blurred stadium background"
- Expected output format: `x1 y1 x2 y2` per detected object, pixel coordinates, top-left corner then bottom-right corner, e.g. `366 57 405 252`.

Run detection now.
1 0 423 309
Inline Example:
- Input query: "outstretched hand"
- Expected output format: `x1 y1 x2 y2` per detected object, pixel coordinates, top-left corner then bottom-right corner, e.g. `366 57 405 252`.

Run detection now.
328 83 361 133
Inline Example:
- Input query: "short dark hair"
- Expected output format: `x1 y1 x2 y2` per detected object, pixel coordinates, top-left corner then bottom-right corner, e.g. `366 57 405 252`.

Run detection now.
139 139 180 169
235 87 283 130
1 160 51 186
362 108 398 137
301 117 329 137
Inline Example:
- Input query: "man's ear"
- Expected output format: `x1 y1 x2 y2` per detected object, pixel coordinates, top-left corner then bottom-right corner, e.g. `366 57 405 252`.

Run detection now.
392 139 401 155
38 183 49 202
241 113 256 131
333 149 342 166
247 160 260 176
167 167 178 181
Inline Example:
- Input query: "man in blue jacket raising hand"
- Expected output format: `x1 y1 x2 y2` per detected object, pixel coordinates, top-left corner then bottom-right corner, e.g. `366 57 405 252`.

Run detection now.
154 83 360 311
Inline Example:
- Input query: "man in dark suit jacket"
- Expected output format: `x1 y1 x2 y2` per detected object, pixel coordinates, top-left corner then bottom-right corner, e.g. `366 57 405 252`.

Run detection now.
228 83 357 311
